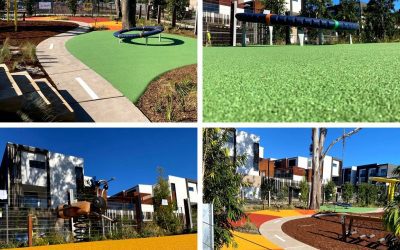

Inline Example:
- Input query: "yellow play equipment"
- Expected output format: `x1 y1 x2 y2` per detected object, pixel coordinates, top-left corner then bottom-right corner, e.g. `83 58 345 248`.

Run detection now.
369 177 400 202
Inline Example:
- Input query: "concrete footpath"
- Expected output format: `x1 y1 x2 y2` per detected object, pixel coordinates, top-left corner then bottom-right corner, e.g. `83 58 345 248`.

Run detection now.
259 216 318 250
36 21 149 122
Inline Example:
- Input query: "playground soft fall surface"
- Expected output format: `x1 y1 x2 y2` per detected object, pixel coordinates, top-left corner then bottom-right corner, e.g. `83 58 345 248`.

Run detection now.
9 234 196 250
203 43 400 122
66 30 197 103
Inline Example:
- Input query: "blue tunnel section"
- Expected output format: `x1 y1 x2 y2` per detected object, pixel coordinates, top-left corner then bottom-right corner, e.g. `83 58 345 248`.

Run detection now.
113 26 164 39
235 13 359 31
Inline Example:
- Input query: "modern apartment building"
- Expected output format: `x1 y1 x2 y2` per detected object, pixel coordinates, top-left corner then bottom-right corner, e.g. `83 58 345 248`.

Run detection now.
109 175 198 228
0 142 85 209
341 163 397 185
260 156 342 185
204 0 302 15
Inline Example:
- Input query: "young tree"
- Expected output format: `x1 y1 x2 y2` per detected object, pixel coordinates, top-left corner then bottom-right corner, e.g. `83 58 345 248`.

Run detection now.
121 0 136 29
383 165 400 245
364 0 396 41
203 128 248 249
309 128 361 209
150 0 166 19
115 0 122 20
153 167 182 234
167 0 188 24
342 182 354 203
301 0 332 18
67 0 78 16
299 178 309 207
0 0 5 12
24 0 35 16
261 0 287 43
337 0 360 22
324 180 336 202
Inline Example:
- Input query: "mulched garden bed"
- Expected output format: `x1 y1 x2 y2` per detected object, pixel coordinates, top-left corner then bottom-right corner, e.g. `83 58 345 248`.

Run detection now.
137 64 197 122
0 20 78 79
282 213 389 250
0 20 78 46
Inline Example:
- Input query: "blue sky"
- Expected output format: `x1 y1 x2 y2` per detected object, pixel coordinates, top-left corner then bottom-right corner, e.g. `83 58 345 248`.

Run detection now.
239 128 400 167
0 128 197 195
332 0 400 10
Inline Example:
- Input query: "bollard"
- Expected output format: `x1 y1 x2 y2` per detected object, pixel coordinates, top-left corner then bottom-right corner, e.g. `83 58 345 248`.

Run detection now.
28 215 33 247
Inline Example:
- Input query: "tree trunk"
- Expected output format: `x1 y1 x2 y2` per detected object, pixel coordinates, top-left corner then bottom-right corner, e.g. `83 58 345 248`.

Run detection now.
121 0 136 30
115 0 122 19
309 128 320 209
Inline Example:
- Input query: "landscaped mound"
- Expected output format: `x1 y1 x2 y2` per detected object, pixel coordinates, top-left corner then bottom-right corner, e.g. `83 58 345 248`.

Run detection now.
203 43 400 122
138 64 197 122
282 213 388 250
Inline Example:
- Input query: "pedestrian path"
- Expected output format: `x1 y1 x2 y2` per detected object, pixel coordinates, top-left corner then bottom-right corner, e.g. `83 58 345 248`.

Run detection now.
36 21 149 122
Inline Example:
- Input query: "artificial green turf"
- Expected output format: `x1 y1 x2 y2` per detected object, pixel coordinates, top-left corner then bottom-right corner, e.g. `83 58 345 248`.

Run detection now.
66 31 196 102
203 43 400 122
319 205 379 213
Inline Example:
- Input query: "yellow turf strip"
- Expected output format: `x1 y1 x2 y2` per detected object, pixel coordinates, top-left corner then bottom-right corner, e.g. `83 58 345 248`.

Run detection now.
10 234 197 250
222 231 283 250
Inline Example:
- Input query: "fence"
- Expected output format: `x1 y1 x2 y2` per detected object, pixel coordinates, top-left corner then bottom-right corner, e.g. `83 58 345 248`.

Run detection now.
0 203 138 245
1 1 196 28
203 11 340 46
202 203 213 250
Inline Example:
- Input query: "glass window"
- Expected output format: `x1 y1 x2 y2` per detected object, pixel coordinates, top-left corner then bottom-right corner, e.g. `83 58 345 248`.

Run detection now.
253 143 259 171
289 159 296 167
188 187 194 192
29 160 45 170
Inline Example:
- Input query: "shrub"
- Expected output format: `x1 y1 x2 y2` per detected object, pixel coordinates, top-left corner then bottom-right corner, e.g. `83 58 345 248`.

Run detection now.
357 183 378 206
342 182 354 204
140 222 165 237
235 218 258 234
33 237 49 246
20 42 37 63
324 180 336 202
0 38 12 64
299 178 309 207
46 232 67 245
0 241 19 249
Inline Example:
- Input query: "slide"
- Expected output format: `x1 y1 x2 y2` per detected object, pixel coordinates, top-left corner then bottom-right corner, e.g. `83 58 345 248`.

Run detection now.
235 13 359 31
113 26 164 39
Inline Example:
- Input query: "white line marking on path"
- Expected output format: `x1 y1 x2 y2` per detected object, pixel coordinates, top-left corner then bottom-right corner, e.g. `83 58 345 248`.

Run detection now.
274 234 286 242
75 77 99 100
273 220 281 224
49 43 54 50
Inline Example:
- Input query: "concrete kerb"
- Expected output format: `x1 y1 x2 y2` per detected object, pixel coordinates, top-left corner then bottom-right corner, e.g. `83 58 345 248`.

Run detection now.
259 215 318 250
36 20 149 122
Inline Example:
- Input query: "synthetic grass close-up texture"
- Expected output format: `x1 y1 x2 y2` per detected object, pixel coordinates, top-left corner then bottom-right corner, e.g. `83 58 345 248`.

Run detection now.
203 43 400 122
66 31 196 102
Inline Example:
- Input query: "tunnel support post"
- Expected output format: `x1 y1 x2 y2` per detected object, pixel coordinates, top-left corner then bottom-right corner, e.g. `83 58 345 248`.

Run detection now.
318 30 324 45
242 22 247 47
268 26 273 46
298 29 304 46
230 0 237 46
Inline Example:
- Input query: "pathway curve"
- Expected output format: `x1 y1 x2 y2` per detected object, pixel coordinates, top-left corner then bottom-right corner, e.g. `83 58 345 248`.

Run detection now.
259 215 318 250
36 21 149 122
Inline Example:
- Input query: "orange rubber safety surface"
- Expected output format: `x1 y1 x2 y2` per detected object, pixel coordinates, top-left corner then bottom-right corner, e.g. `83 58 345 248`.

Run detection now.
26 17 123 30
10 234 197 250
225 209 316 250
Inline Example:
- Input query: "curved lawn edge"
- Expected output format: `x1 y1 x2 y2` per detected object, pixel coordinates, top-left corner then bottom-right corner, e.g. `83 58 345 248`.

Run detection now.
66 31 197 103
